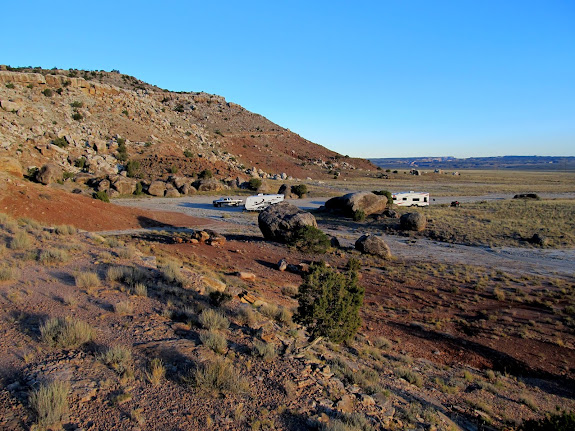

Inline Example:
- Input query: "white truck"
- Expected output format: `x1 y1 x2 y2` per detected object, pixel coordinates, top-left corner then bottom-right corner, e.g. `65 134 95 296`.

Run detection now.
244 194 285 211
392 191 430 207
212 197 244 207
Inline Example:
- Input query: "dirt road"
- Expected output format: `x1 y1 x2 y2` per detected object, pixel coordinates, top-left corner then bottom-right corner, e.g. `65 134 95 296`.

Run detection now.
112 195 575 278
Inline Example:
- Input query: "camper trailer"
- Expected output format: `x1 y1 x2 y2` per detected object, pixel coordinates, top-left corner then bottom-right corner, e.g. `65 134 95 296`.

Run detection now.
244 194 285 211
392 191 430 207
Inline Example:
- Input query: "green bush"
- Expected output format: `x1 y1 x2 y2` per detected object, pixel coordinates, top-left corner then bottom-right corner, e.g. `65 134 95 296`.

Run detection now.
93 191 110 203
29 381 69 427
183 149 194 158
72 112 83 121
198 169 213 180
134 182 143 195
125 160 140 178
70 101 83 108
288 225 331 254
74 157 86 169
52 137 68 148
372 190 393 206
248 178 262 191
292 184 308 198
170 165 178 174
40 317 94 348
42 88 53 97
5 83 15 89
295 262 364 343
353 209 366 222
190 357 248 395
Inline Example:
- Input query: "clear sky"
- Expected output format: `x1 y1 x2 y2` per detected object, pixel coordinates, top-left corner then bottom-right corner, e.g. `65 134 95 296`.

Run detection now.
2 1 574 158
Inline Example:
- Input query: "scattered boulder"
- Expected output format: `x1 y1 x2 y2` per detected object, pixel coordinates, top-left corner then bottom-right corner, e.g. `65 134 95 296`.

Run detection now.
278 183 298 199
180 184 197 195
111 176 137 195
258 202 317 243
278 259 288 272
382 209 399 218
148 181 166 197
355 234 391 258
197 178 225 192
36 163 62 185
165 188 181 198
400 212 427 231
236 272 256 281
325 192 387 217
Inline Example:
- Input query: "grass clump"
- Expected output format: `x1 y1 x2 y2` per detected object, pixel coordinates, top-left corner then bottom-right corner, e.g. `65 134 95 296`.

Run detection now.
146 358 165 385
395 367 423 387
100 345 133 374
55 224 77 235
40 317 94 348
38 248 69 265
160 259 185 285
0 266 20 281
114 300 133 315
253 340 277 361
75 271 100 289
199 308 229 330
199 329 227 354
10 230 31 250
190 357 248 395
133 282 147 297
29 381 70 427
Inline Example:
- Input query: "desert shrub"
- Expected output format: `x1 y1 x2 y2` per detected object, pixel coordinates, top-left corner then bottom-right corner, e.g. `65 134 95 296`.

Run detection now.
374 336 391 350
72 112 83 121
353 209 366 222
125 160 140 178
199 309 229 330
0 266 19 281
93 191 110 203
74 157 87 170
159 259 185 285
253 340 277 361
75 271 100 288
346 258 361 272
288 226 331 254
183 149 194 158
292 184 308 198
146 358 165 385
55 224 77 235
395 367 423 387
281 285 298 297
209 290 232 307
70 101 83 108
519 410 575 431
200 329 227 353
295 262 364 343
29 381 70 427
190 357 248 395
106 266 125 282
169 165 178 174
260 303 279 320
116 245 136 259
134 182 143 195
372 190 393 205
248 178 262 191
42 88 53 97
323 412 375 431
100 345 133 374
198 169 213 180
10 230 31 250
40 317 94 348
5 82 15 89
38 249 69 265
52 136 68 148
114 300 133 315
133 282 147 297
236 305 258 327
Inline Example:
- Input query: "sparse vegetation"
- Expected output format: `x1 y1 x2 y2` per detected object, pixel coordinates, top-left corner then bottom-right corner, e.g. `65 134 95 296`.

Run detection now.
288 225 331 254
199 329 227 353
248 178 262 191
10 230 32 250
93 190 110 203
75 271 100 289
199 309 229 330
146 358 165 385
190 357 248 395
40 317 94 348
100 345 133 374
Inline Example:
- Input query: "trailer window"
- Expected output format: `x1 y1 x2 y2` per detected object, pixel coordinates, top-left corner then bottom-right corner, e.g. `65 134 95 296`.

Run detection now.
413 198 420 201
402 197 407 201
424 197 428 202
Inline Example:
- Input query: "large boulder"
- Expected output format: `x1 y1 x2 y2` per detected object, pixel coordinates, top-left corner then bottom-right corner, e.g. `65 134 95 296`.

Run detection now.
197 178 225 192
277 184 298 199
148 181 166 197
325 192 387 217
36 163 62 185
355 234 391 258
258 202 317 243
400 212 427 231
111 176 137 195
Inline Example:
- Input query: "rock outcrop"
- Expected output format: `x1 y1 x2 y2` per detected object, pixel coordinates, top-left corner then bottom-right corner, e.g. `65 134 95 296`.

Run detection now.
258 202 317 243
36 163 62 185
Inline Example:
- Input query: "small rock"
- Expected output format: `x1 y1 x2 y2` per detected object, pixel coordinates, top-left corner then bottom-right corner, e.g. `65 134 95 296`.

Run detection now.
236 271 256 281
278 258 288 271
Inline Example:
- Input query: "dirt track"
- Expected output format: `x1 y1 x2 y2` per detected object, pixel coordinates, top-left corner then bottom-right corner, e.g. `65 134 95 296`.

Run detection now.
111 196 575 278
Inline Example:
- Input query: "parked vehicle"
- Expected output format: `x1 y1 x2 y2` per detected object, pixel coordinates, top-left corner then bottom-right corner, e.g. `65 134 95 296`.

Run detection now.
213 197 244 207
450 201 461 207
392 191 430 207
244 194 284 211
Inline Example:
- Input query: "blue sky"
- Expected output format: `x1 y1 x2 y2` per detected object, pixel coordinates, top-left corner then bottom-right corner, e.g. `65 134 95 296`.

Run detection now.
2 1 574 158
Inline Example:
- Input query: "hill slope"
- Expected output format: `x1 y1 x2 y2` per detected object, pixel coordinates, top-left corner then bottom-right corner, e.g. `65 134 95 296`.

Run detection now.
0 66 374 187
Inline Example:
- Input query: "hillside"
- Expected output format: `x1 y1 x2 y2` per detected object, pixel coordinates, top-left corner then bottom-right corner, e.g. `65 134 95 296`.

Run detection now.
0 66 375 195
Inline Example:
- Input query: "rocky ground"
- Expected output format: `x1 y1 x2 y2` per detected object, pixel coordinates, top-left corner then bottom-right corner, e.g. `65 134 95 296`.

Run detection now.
0 169 574 430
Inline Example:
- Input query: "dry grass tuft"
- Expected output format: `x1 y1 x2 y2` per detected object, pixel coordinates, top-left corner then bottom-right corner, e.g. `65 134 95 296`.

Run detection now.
40 317 94 348
190 357 248 395
199 309 229 330
200 329 227 354
75 271 100 289
10 230 32 250
29 380 70 427
253 340 277 361
0 266 20 281
100 345 133 374
55 224 77 235
146 358 166 385
38 248 70 265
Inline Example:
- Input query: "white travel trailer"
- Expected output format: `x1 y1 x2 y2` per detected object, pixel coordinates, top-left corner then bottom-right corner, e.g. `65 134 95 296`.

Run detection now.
244 194 285 211
392 191 430 207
